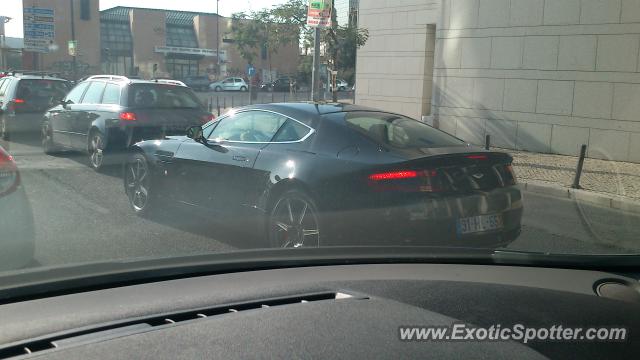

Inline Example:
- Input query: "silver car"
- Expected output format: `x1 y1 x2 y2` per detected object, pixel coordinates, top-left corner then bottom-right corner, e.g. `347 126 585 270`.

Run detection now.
209 77 249 92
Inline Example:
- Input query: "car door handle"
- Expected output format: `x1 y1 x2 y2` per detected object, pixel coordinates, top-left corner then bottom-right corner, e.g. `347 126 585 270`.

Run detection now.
232 155 248 162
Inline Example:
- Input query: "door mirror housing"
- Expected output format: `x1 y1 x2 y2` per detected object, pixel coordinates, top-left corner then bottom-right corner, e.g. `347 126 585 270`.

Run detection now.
186 125 205 143
60 99 70 109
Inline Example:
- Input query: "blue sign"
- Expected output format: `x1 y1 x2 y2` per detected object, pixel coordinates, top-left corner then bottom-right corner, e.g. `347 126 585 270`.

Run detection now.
24 7 54 16
247 65 256 77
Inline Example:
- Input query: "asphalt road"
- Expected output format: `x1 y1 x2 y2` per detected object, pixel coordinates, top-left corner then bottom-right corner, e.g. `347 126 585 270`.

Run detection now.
2 132 639 268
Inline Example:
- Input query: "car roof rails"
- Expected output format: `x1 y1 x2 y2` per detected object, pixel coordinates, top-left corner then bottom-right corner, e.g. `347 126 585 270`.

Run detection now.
85 75 130 82
153 79 187 87
5 70 63 78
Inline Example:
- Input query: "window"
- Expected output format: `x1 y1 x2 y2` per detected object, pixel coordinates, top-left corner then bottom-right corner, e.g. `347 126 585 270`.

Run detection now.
272 119 312 142
16 80 70 104
208 111 287 142
127 84 202 109
101 83 121 105
80 0 91 20
166 25 198 48
81 82 106 104
65 82 90 104
343 112 464 149
223 79 234 84
0 78 10 97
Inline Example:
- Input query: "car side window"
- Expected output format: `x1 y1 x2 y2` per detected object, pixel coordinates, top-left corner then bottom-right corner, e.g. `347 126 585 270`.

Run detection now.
81 82 106 104
101 83 121 105
223 79 233 84
208 111 287 142
0 79 9 98
272 119 312 142
64 82 90 104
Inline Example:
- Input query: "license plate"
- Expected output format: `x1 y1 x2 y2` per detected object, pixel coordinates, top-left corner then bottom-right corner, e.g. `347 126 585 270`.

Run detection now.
456 214 503 235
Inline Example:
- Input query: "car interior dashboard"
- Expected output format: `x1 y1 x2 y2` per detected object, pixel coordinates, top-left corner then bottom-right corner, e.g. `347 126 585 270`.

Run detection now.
0 263 638 359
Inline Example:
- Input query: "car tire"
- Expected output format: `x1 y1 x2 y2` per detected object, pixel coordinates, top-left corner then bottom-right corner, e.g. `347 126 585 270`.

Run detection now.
88 130 107 171
0 116 10 141
268 189 321 248
124 152 158 217
240 86 247 92
215 86 222 92
41 120 59 154
339 86 346 92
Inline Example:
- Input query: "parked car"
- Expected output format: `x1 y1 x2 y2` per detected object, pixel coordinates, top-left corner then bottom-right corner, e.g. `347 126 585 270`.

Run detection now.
330 79 349 92
124 103 522 248
0 145 35 270
261 76 298 92
0 72 71 140
41 75 213 171
209 77 248 92
182 75 211 91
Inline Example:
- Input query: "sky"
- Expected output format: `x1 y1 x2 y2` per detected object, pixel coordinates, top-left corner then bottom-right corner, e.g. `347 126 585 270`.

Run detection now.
1 0 289 38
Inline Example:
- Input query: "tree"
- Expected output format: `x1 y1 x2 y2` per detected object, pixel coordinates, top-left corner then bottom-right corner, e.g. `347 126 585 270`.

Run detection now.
228 1 305 79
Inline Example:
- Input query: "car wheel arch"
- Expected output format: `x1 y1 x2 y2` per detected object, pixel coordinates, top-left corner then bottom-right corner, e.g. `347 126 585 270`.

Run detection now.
265 179 318 214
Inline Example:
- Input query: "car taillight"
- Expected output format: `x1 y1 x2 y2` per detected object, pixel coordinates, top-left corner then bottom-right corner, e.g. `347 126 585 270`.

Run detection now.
0 149 20 197
201 113 216 124
368 169 442 193
13 99 25 104
119 112 137 121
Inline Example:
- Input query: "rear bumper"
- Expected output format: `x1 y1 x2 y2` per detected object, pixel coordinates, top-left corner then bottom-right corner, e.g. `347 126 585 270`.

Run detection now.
0 186 35 270
325 186 523 248
5 113 43 133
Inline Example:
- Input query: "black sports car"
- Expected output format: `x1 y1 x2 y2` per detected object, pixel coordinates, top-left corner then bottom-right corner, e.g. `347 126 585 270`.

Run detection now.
124 103 522 248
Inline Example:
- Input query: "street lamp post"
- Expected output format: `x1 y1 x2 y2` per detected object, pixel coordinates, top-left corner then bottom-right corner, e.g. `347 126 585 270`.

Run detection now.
216 0 220 78
69 0 77 81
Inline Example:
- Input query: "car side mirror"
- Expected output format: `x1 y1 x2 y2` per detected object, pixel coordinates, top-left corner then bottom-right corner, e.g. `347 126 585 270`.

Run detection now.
60 99 70 109
186 125 204 143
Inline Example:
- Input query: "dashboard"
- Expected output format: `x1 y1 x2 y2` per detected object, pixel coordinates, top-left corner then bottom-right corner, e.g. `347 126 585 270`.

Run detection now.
0 263 638 359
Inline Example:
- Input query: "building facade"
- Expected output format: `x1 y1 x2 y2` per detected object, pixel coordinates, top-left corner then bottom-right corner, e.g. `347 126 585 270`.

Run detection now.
21 0 300 81
356 0 640 163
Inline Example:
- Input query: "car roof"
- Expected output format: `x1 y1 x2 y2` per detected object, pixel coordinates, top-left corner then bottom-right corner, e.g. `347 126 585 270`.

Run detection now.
235 103 388 125
4 75 68 81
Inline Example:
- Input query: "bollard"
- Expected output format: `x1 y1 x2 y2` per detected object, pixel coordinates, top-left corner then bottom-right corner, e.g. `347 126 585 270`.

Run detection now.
572 144 588 189
271 90 275 103
231 96 234 108
283 92 287 103
485 134 491 150
223 97 226 110
216 97 220 116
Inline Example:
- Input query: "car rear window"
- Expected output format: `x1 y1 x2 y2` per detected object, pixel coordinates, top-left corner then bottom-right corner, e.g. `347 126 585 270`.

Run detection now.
343 112 464 149
127 84 203 109
16 79 70 103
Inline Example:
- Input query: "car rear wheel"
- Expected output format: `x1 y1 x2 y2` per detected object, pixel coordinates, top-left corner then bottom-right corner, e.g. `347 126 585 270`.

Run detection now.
88 131 106 171
124 152 156 216
268 190 321 248
0 116 9 141
41 121 59 154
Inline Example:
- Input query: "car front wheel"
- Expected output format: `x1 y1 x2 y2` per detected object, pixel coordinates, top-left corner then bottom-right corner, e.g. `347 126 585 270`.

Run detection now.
268 190 321 248
214 86 222 92
88 131 107 171
240 86 247 92
124 152 157 216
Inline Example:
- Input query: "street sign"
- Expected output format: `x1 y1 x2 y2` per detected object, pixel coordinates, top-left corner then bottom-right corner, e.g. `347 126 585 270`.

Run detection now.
307 0 332 28
247 66 256 77
23 7 55 53
68 40 77 57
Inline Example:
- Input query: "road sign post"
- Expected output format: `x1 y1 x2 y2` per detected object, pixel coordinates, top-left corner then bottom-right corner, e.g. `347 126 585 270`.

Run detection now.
307 0 332 102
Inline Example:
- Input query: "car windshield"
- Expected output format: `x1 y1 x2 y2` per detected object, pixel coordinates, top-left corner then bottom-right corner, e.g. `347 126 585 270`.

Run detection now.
1 0 640 296
345 112 464 148
16 79 69 103
127 84 202 109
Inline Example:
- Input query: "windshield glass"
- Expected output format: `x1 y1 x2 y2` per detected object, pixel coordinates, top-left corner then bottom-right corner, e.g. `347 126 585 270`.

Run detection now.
345 112 464 148
0 0 639 288
127 84 202 109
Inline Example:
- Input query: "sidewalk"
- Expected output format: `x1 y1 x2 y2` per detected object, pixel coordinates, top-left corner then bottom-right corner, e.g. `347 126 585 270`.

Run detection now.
495 148 640 213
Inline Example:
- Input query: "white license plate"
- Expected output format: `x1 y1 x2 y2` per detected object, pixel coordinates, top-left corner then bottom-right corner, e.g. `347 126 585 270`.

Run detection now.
456 214 503 235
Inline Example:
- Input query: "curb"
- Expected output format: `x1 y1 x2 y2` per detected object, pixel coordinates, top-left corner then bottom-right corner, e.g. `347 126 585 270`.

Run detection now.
519 180 640 215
